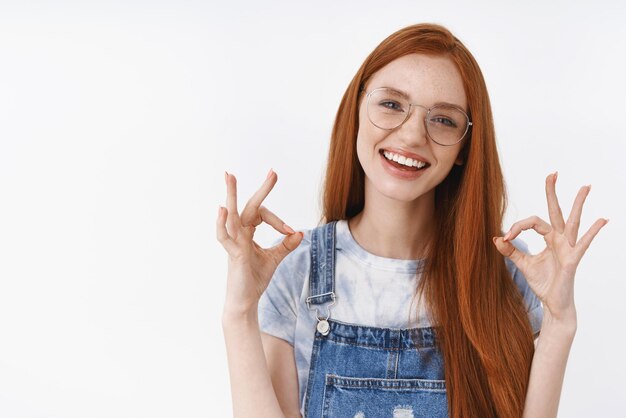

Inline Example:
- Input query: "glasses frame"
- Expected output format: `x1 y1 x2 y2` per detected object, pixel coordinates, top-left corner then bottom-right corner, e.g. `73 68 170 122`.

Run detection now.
362 87 473 146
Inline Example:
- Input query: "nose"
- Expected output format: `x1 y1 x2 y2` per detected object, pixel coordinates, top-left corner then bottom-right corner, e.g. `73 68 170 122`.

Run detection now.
397 104 429 146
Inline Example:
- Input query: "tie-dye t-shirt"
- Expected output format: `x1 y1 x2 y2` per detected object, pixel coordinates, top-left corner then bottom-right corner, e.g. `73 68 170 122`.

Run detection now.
258 219 543 415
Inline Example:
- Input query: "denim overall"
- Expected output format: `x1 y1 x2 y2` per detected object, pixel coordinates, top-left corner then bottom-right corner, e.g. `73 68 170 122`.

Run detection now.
302 221 448 418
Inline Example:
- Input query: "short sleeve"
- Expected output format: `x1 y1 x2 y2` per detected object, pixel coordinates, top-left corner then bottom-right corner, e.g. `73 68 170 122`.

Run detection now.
257 232 311 346
504 238 544 336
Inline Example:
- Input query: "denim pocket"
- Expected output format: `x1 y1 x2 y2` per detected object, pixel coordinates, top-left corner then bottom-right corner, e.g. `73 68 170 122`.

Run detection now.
322 374 447 418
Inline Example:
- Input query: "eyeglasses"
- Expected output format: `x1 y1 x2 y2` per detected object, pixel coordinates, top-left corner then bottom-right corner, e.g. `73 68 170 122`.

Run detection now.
363 87 472 146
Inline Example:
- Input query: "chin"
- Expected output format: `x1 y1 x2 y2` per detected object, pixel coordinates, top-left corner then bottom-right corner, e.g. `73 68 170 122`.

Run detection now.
373 179 432 203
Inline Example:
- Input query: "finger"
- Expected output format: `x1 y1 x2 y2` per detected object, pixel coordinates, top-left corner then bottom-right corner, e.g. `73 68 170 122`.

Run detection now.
564 185 591 246
259 206 296 235
225 172 241 233
492 236 528 268
240 169 277 226
574 218 609 259
545 172 565 233
503 215 552 242
267 231 304 264
216 206 237 254
240 205 296 238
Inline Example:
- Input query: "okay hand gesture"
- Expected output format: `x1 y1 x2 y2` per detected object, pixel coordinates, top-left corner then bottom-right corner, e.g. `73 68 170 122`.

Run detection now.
493 173 608 322
216 170 303 313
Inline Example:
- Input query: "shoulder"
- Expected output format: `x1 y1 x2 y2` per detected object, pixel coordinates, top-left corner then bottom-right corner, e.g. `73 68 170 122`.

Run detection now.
262 226 317 301
262 221 338 304
257 226 317 344
273 226 314 273
272 221 335 272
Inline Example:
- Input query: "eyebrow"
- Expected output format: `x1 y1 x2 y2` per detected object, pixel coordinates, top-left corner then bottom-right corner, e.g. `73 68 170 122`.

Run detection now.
380 86 467 111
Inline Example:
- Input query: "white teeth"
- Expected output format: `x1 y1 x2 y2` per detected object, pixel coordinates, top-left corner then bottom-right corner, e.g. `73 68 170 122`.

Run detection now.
383 151 427 169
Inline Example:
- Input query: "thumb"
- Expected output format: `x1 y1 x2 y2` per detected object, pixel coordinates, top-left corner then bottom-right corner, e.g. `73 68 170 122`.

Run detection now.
492 236 526 267
269 232 304 263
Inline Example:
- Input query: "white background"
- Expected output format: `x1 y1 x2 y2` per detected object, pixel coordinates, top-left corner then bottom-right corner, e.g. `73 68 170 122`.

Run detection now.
1 1 625 417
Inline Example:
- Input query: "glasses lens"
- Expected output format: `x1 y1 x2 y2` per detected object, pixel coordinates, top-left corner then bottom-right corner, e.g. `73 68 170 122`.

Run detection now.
367 89 409 130
426 105 469 145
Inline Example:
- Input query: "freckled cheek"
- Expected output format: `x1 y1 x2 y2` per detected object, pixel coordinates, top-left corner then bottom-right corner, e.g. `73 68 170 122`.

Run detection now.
355 137 381 178
357 106 378 141
356 129 383 166
355 135 369 170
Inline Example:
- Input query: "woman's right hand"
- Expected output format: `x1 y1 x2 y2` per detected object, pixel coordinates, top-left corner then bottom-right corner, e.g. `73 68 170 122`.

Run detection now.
216 169 303 315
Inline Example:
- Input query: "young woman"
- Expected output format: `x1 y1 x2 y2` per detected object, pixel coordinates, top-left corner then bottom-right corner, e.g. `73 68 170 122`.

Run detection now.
217 23 607 418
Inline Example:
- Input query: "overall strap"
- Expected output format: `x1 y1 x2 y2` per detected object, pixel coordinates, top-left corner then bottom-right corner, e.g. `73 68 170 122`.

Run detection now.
306 221 337 309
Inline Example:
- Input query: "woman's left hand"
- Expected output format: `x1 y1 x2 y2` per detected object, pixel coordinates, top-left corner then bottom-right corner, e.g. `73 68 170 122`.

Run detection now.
493 172 608 322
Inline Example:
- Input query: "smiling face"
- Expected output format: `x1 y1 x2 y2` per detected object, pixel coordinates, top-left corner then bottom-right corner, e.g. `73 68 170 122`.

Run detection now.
356 53 468 206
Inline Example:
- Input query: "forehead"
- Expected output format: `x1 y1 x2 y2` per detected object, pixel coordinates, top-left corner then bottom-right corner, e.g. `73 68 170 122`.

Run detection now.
365 53 467 109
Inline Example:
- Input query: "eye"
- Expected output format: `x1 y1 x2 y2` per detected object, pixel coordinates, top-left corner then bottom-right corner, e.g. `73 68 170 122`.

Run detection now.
379 100 404 112
429 116 457 128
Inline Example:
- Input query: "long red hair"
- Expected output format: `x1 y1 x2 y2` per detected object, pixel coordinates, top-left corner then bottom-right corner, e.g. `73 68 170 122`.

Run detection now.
319 23 534 417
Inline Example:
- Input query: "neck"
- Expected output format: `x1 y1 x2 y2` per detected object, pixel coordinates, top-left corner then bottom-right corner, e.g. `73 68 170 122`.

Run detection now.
348 189 435 260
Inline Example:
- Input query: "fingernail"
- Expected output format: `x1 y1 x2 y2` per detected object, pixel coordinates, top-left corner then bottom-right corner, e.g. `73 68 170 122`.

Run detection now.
283 223 295 234
554 171 558 181
266 168 274 180
605 218 610 224
225 171 228 183
503 231 511 241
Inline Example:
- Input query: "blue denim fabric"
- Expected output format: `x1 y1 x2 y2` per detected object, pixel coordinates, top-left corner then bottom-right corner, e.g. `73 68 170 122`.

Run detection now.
303 221 448 418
